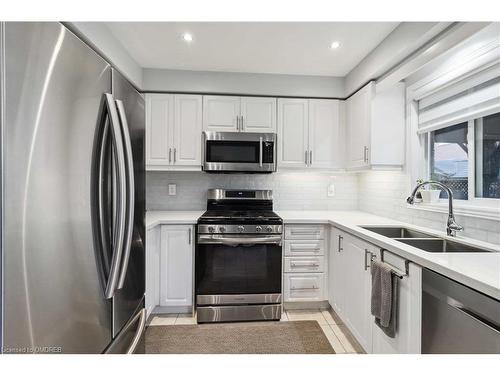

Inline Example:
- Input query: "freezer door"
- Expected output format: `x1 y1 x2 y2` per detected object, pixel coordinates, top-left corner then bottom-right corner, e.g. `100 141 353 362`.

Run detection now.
2 22 113 353
111 69 146 338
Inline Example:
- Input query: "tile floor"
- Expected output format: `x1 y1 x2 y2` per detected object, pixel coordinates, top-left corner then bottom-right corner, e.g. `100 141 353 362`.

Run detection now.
148 308 364 354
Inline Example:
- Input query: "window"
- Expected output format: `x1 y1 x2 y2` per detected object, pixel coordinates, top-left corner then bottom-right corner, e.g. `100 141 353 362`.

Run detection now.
475 112 500 199
427 112 500 202
430 123 469 200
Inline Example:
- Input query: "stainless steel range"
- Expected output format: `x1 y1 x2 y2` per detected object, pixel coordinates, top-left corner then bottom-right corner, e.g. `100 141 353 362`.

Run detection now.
195 189 283 323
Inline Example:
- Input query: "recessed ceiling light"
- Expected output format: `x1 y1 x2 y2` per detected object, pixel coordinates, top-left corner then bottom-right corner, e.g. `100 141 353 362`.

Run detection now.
182 33 193 43
330 41 341 49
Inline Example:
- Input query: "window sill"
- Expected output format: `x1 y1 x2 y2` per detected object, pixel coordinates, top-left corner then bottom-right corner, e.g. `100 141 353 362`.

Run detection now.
408 201 500 221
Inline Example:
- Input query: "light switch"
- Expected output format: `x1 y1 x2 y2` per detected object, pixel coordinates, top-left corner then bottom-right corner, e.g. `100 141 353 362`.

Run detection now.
168 184 177 196
327 183 335 197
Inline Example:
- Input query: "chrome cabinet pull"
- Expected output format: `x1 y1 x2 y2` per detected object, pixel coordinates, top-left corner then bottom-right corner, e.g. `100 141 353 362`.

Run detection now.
291 286 319 291
364 249 375 271
173 148 177 163
364 146 369 163
290 230 320 235
305 150 308 165
290 263 319 268
338 235 343 252
309 150 312 165
169 148 172 163
240 115 244 131
259 136 263 167
188 228 192 245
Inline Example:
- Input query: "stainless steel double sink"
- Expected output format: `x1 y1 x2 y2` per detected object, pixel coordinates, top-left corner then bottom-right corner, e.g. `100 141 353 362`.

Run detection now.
361 226 492 253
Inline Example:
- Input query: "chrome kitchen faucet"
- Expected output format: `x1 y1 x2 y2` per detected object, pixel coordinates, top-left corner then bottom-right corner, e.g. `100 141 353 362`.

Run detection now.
406 181 464 237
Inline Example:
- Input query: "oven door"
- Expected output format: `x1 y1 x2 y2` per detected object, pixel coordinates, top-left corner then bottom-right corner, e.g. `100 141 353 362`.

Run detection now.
203 131 276 172
196 234 282 305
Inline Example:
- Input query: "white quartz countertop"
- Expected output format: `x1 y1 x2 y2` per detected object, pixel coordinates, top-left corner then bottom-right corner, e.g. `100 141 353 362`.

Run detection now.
146 210 204 230
146 209 500 299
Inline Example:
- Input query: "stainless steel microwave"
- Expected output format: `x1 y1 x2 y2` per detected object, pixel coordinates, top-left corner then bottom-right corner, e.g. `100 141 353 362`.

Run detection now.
202 131 277 173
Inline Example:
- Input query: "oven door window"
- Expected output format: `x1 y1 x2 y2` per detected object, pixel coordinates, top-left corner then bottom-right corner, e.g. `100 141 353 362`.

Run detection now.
196 243 282 295
206 141 259 163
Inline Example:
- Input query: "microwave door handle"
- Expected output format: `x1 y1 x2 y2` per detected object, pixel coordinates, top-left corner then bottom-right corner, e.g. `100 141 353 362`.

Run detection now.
259 136 263 167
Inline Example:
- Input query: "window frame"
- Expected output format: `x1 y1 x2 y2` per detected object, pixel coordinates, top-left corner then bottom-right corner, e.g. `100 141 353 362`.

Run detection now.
422 117 500 211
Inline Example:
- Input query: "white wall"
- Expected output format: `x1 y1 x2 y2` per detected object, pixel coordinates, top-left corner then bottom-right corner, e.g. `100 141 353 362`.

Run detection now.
147 171 358 211
345 22 451 96
68 22 143 89
358 171 500 245
143 69 345 98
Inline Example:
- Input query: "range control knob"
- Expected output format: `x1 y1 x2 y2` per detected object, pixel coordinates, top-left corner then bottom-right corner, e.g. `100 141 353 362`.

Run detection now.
266 226 273 233
218 226 226 233
208 226 215 233
255 225 263 233
237 225 245 233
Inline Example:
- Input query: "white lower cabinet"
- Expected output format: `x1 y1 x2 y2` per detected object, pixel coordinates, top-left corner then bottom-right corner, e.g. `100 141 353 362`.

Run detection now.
159 225 194 308
284 273 325 302
146 226 160 319
328 226 422 354
283 225 327 303
146 224 194 316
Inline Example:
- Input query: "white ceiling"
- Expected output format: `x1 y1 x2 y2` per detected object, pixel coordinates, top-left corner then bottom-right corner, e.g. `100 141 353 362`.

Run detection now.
106 22 399 77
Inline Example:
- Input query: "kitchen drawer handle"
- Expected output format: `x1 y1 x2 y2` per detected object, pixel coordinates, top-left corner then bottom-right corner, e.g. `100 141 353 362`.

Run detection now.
291 286 319 290
290 263 319 268
338 235 343 252
291 247 321 251
290 230 320 235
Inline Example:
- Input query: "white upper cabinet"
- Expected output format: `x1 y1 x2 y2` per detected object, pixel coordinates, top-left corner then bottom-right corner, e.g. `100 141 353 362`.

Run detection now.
174 95 203 166
202 95 240 132
203 95 276 133
146 93 202 170
240 96 276 132
308 99 342 169
146 93 174 167
278 98 342 170
346 81 405 170
277 98 309 168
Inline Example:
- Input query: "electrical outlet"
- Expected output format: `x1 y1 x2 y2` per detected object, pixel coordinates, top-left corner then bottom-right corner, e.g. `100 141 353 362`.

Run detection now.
327 183 335 197
168 184 177 196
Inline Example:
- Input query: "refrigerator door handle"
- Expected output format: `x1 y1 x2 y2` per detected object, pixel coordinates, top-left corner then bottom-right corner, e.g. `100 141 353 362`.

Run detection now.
103 93 128 299
115 100 135 289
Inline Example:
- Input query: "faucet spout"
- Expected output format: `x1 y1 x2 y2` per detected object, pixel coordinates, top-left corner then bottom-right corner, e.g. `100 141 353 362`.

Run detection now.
406 180 463 237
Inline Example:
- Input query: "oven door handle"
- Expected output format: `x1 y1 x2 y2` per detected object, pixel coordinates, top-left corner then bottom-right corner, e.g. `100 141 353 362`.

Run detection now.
197 235 282 246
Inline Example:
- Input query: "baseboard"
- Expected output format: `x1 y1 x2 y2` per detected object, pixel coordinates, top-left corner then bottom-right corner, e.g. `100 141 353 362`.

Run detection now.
152 305 193 314
284 301 330 310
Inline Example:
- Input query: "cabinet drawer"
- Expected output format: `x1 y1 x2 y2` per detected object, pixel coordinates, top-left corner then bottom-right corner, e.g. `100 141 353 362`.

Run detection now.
284 240 325 256
285 225 325 240
284 273 325 302
284 256 325 273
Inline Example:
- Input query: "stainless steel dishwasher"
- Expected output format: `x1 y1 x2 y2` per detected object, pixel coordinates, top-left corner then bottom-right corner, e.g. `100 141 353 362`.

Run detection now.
422 269 500 353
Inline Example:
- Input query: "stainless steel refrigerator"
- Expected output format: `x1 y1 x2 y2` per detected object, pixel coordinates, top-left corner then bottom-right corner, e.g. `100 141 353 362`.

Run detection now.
0 22 146 354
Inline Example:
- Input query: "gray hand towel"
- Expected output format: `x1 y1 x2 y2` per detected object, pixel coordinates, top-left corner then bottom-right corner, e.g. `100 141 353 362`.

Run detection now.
371 260 399 338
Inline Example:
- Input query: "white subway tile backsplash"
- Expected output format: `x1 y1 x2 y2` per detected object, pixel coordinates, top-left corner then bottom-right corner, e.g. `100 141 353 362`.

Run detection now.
147 171 358 212
358 170 500 245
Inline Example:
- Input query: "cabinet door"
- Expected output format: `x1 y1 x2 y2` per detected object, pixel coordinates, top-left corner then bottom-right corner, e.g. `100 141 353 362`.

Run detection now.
371 261 422 354
240 96 276 132
277 98 309 168
346 83 372 169
159 226 194 307
173 95 202 166
328 227 345 316
146 94 174 166
342 233 373 353
146 227 160 319
308 99 341 169
202 95 240 132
